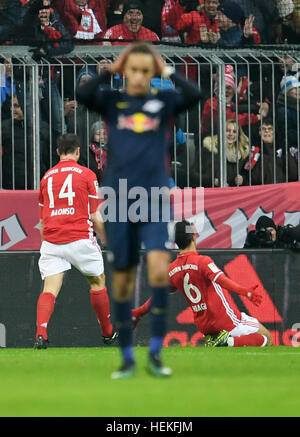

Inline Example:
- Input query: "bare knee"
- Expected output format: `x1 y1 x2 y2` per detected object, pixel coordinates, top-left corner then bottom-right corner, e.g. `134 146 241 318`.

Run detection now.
86 273 105 290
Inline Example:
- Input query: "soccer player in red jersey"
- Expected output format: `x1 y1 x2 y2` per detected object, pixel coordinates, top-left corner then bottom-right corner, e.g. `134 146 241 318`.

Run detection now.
133 220 273 347
34 133 118 349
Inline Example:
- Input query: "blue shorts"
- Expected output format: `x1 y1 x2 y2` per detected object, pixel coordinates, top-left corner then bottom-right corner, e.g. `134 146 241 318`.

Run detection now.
104 220 170 270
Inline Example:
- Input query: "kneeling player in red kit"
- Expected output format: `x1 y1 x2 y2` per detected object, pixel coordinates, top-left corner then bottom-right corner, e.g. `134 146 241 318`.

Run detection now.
132 220 273 347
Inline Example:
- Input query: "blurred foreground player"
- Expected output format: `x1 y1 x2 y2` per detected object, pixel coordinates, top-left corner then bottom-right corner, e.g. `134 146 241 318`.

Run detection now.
134 220 273 347
35 133 118 349
77 42 201 378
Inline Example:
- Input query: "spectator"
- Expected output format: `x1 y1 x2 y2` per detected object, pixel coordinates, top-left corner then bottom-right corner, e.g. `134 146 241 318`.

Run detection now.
170 129 200 188
201 119 250 187
277 74 300 148
0 0 30 44
1 95 49 189
21 1 74 168
65 67 100 167
88 120 108 185
106 0 124 28
294 0 300 35
161 0 181 42
241 118 285 185
141 0 165 40
274 0 300 44
165 0 220 45
278 54 298 77
217 1 260 47
52 0 109 43
201 67 269 137
0 59 16 121
229 0 279 44
23 0 74 58
103 0 160 45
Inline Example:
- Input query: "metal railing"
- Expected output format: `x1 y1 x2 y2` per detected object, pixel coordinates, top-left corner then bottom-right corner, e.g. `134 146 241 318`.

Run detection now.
0 45 300 190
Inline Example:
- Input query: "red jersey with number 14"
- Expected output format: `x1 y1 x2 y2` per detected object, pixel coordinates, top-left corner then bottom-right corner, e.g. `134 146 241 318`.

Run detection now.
39 159 99 244
168 251 242 335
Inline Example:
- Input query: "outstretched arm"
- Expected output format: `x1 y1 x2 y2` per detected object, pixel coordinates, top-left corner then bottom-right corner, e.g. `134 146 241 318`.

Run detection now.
215 274 262 306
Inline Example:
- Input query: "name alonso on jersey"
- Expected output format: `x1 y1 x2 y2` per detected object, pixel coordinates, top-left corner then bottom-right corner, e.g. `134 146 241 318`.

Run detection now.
50 207 75 216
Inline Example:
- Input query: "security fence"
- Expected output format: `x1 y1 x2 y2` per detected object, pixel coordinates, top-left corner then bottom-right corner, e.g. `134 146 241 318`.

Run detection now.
0 45 300 190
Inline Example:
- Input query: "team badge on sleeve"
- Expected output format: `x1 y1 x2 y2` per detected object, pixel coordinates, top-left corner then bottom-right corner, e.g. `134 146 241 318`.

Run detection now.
208 262 220 273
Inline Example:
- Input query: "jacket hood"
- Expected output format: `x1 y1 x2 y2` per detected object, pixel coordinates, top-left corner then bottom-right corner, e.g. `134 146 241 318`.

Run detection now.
76 66 97 87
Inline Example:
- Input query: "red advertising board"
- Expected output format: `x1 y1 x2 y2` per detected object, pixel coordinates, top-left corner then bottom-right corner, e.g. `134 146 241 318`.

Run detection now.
1 182 300 250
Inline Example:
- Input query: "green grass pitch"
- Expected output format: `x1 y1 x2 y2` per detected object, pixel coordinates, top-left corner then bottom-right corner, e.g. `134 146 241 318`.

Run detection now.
0 346 299 417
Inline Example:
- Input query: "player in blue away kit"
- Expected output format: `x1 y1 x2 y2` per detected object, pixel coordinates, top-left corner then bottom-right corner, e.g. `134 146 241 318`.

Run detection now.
77 42 201 379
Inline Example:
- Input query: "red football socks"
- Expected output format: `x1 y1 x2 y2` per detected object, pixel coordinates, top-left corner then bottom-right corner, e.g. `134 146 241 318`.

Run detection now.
231 333 268 347
90 288 113 338
36 292 56 340
131 297 152 319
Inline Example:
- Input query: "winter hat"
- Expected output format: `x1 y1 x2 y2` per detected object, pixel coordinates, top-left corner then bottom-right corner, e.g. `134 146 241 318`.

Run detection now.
218 1 245 25
90 120 105 142
280 74 300 93
214 72 236 94
122 0 144 17
276 0 295 18
214 65 236 93
256 216 276 231
225 73 236 90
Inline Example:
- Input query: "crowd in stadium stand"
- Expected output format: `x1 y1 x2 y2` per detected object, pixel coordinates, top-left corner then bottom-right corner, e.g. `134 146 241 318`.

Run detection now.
0 0 299 47
0 0 300 190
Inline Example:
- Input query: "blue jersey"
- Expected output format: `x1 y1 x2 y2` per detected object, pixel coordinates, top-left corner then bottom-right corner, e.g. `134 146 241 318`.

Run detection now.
89 86 186 192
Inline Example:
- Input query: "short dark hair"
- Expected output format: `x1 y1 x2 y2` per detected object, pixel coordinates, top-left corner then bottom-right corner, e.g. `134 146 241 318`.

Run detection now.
175 220 195 250
261 117 274 128
57 133 80 155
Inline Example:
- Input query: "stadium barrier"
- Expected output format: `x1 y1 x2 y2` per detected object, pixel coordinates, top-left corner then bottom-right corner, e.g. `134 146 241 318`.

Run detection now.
0 249 299 348
1 182 300 250
0 45 300 190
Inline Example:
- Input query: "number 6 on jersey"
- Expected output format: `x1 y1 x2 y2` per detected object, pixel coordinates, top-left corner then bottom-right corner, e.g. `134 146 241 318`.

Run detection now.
183 273 202 304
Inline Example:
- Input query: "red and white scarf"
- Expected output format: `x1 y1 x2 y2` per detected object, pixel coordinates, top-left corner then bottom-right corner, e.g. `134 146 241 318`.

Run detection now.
244 145 260 170
75 5 102 40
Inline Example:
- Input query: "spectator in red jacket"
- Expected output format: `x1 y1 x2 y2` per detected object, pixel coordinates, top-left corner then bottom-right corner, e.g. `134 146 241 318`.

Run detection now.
201 67 269 136
161 0 181 42
103 0 159 45
165 0 220 45
52 0 109 42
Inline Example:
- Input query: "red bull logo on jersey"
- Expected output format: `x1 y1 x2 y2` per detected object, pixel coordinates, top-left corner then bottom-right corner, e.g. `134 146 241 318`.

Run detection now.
117 112 160 134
